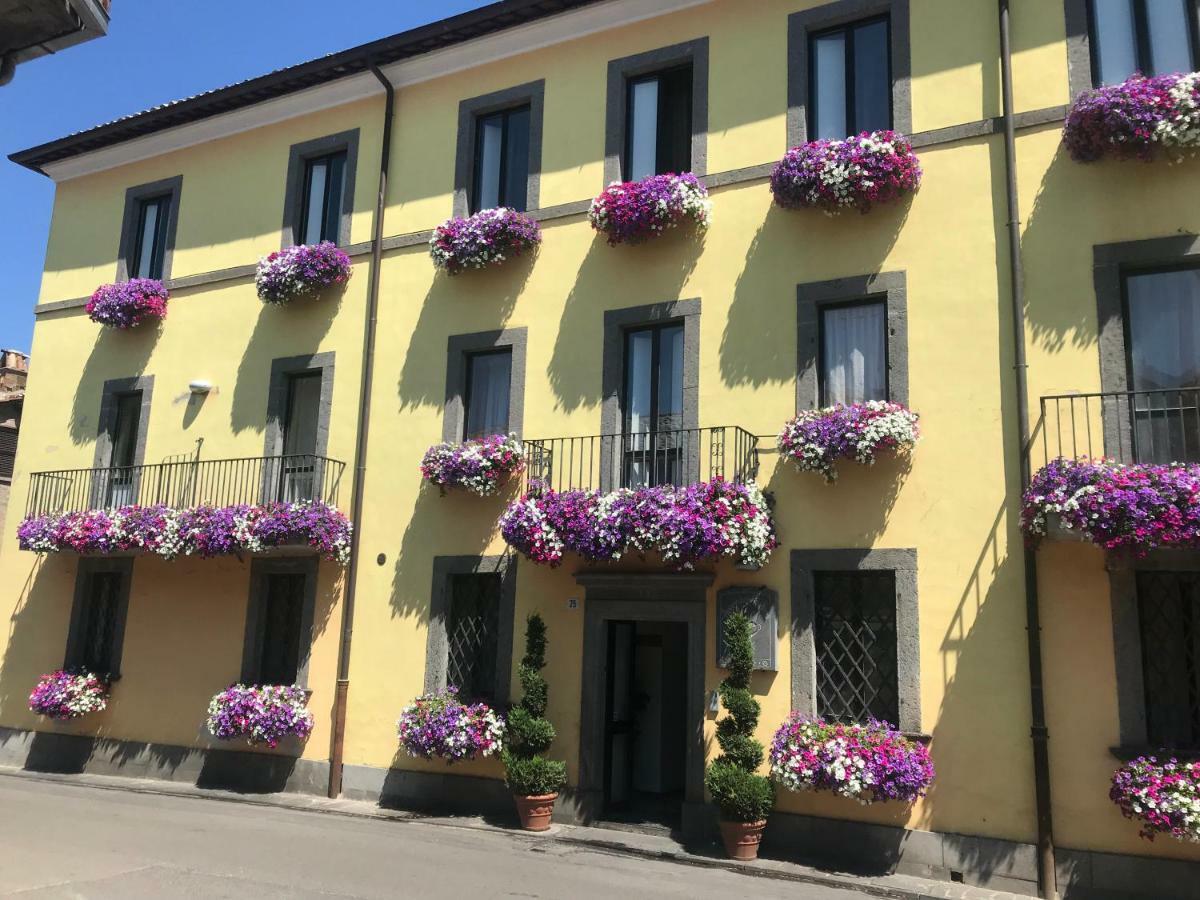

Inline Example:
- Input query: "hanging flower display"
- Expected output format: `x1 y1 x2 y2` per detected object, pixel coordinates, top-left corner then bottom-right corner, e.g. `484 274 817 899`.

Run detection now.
206 684 314 748
1111 756 1200 843
588 172 711 245
769 714 934 805
86 278 169 329
255 241 352 304
777 401 920 483
770 131 922 215
28 669 110 720
498 479 777 570
18 500 352 565
429 208 541 275
420 433 525 496
397 687 506 763
1063 71 1200 163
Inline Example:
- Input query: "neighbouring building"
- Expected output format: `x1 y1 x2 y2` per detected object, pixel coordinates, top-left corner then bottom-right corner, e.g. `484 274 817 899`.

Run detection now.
0 350 28 528
2 1 1199 897
0 0 110 85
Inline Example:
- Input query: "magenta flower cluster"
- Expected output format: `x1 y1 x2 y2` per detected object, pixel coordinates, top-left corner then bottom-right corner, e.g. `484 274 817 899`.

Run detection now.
255 241 352 304
770 131 922 215
28 669 109 720
396 687 506 763
498 479 778 570
1111 756 1200 843
588 172 712 245
1064 71 1200 162
778 401 920 483
206 684 314 748
429 208 541 275
86 279 169 329
769 714 935 805
1021 457 1200 555
420 433 524 497
18 500 353 565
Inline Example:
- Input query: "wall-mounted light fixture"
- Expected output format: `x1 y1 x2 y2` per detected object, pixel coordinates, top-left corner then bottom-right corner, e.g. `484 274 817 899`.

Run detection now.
188 380 213 394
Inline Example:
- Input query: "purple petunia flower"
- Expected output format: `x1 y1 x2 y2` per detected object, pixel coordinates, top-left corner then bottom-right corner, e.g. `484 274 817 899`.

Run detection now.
255 241 352 304
1111 756 1200 843
28 669 109 720
86 279 169 329
206 684 313 748
396 687 505 763
421 433 524 496
1064 71 1200 163
588 172 711 245
429 208 541 275
778 401 920 482
770 131 921 215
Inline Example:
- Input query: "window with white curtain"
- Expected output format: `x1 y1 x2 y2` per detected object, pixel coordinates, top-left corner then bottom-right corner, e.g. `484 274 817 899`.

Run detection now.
463 349 512 439
1089 0 1197 86
820 301 887 406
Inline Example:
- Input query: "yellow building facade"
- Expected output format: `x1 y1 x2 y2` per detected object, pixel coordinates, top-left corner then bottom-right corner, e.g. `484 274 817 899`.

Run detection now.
3 1 1200 897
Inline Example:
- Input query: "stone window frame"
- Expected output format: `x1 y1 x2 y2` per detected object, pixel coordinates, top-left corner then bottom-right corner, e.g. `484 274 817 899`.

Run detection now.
260 352 336 504
64 557 135 679
240 556 320 688
91 375 155 508
796 272 908 411
442 328 527 443
786 0 913 147
423 554 518 707
790 548 922 734
603 37 710 184
280 129 360 249
116 175 183 283
452 80 546 217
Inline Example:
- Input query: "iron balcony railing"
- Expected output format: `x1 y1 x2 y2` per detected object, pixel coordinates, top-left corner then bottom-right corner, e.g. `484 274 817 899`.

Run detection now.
522 426 760 493
1034 388 1200 470
25 454 346 519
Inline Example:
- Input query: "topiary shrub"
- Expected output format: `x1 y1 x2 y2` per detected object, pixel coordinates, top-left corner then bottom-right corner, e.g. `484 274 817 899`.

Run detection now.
503 613 567 797
705 612 775 822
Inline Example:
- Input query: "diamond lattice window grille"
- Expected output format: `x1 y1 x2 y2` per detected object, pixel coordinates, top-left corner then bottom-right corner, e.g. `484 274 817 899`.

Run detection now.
1137 571 1200 750
447 573 501 703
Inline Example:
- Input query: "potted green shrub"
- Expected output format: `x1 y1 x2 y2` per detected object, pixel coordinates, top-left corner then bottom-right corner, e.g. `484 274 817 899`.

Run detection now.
503 613 567 831
705 612 775 860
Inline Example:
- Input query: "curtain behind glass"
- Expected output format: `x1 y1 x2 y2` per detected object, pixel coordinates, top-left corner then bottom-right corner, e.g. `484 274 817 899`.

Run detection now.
628 78 659 181
1092 0 1139 85
1146 0 1195 75
821 303 887 405
465 351 512 438
813 30 847 140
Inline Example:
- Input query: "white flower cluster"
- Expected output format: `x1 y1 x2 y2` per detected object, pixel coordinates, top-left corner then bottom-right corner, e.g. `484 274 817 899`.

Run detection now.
771 727 875 803
1156 72 1200 153
422 434 524 497
1021 483 1097 538
815 134 895 212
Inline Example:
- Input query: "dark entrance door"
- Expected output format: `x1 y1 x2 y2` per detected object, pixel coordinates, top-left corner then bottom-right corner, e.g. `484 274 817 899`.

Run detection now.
603 620 637 814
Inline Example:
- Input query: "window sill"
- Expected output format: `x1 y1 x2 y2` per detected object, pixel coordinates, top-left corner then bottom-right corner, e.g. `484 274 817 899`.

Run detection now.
903 731 932 745
1110 745 1200 762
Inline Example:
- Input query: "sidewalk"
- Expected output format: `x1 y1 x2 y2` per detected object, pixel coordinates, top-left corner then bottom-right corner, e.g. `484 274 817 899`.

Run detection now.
0 765 1033 900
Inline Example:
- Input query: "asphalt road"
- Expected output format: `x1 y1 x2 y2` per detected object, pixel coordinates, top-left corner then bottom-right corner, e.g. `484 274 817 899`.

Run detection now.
0 776 870 899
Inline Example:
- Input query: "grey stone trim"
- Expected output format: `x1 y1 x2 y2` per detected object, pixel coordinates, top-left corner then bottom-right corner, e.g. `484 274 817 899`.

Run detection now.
573 570 714 598
796 271 908 411
93 375 154 470
790 548 921 733
603 37 710 183
263 351 335 461
280 128 360 249
529 199 593 220
787 0 912 147
453 80 545 216
716 585 778 671
423 554 517 706
240 556 320 688
380 231 435 252
116 175 183 282
64 557 134 678
600 299 701 491
442 328 527 443
340 762 514 815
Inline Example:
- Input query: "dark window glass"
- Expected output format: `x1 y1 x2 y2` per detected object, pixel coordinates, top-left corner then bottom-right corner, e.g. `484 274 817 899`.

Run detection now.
299 151 347 245
463 350 512 439
473 105 532 213
820 301 888 406
76 570 122 676
258 573 306 686
625 64 693 181
131 195 171 280
810 17 891 140
280 372 322 501
622 323 684 487
446 573 501 703
813 570 900 725
1136 571 1200 749
106 392 142 506
1090 0 1197 85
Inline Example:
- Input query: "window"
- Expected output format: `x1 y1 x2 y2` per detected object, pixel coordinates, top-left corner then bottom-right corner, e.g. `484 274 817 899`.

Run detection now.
66 560 132 679
472 106 531 213
623 323 684 487
463 350 513 440
820 301 888 406
809 16 891 140
265 353 334 504
105 391 143 507
130 194 171 280
1135 571 1200 749
1090 0 1197 86
283 131 359 249
625 65 693 181
280 372 322 501
299 151 347 246
446 574 502 702
118 177 181 283
243 559 316 688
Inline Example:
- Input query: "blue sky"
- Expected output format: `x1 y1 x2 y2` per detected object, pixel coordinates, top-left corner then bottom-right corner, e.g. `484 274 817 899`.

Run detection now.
0 0 493 354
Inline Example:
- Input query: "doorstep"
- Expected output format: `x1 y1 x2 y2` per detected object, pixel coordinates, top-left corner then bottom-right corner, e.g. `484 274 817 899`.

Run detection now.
0 765 1033 900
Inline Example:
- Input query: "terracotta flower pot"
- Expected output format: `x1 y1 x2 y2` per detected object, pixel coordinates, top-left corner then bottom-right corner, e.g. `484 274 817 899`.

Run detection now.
719 819 767 861
513 792 558 832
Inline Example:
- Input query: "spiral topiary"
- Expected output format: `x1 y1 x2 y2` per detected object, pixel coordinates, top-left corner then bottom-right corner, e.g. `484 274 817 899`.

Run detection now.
503 613 568 796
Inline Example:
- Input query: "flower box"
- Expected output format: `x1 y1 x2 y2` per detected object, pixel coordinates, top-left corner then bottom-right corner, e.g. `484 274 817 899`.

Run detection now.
588 172 711 245
420 433 524 496
770 131 921 215
1064 71 1200 163
87 279 168 329
498 479 777 570
429 208 541 275
397 687 505 763
28 669 110 720
1111 755 1200 843
255 241 352 305
206 684 314 749
777 401 920 483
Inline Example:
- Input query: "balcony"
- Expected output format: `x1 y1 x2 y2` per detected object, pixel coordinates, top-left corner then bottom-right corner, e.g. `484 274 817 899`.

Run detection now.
522 426 760 493
25 454 346 519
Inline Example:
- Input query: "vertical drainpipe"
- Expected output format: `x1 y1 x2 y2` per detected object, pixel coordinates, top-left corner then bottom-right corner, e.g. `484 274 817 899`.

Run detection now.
327 58 394 799
997 2 1057 897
